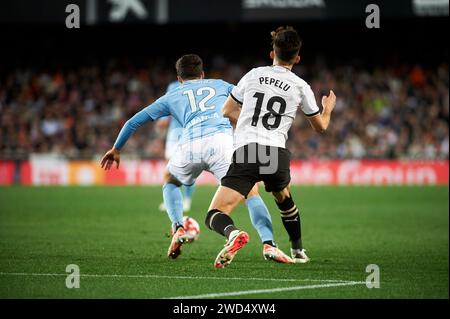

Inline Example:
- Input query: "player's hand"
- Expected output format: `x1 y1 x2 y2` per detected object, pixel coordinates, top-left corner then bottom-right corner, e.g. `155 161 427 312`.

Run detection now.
321 90 336 114
101 148 121 170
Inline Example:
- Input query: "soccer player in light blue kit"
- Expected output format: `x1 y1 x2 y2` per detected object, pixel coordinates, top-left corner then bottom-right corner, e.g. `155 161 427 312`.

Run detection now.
157 81 196 213
101 54 293 263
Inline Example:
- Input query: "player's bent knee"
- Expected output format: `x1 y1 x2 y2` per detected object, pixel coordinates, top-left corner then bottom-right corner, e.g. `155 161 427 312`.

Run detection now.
164 171 182 187
208 186 244 212
272 187 291 203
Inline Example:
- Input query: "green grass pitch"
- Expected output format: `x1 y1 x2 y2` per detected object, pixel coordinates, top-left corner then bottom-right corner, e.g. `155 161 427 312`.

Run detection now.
0 186 448 298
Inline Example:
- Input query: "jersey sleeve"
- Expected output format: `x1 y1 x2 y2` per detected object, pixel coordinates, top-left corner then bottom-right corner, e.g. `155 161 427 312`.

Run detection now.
142 95 171 120
220 80 234 96
230 69 252 105
113 109 152 150
166 81 179 93
300 83 320 117
113 96 170 150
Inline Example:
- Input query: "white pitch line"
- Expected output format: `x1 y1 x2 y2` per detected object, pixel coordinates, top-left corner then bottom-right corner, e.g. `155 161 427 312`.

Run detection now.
0 272 356 284
169 281 366 299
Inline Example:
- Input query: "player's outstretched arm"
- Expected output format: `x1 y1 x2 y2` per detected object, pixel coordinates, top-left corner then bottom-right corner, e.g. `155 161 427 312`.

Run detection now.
307 90 336 133
100 107 154 170
222 96 241 128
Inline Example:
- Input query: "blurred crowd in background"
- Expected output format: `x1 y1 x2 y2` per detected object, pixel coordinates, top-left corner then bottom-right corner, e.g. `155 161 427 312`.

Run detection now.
0 57 448 160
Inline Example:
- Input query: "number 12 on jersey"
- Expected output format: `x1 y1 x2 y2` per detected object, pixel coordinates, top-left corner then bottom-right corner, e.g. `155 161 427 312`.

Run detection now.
183 87 216 112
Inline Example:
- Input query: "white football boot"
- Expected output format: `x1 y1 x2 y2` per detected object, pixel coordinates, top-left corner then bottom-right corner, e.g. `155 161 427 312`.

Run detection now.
263 244 295 264
291 249 310 263
214 231 249 268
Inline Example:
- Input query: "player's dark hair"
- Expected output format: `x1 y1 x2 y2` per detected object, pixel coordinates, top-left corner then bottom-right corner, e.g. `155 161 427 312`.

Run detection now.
175 54 203 80
271 26 302 64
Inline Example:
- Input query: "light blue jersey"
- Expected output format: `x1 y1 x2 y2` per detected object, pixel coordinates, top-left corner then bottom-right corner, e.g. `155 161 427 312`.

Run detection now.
161 81 183 145
113 78 276 246
166 117 182 144
166 81 180 93
113 79 234 150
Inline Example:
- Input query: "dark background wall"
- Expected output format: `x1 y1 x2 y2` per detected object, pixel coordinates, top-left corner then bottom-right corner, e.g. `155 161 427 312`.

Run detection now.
0 17 448 73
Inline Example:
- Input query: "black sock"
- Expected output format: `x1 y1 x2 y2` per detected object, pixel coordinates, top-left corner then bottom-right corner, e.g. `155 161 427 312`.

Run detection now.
275 194 302 250
205 209 238 238
263 240 277 247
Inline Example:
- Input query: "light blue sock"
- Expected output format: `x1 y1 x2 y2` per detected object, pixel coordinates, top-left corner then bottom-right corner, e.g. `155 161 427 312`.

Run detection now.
162 183 184 228
183 184 195 201
246 195 274 244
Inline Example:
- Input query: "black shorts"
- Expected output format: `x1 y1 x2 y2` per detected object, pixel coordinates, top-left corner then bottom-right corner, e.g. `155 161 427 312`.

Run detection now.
221 143 291 197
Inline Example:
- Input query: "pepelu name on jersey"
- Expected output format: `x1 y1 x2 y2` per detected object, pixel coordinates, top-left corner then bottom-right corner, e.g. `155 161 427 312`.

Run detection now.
259 77 291 91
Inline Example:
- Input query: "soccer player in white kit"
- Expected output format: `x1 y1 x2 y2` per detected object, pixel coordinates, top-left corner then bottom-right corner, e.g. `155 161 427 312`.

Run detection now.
204 26 337 268
101 54 294 263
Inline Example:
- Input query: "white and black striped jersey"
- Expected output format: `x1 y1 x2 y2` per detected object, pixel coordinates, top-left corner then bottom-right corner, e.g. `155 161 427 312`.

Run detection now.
230 65 320 149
